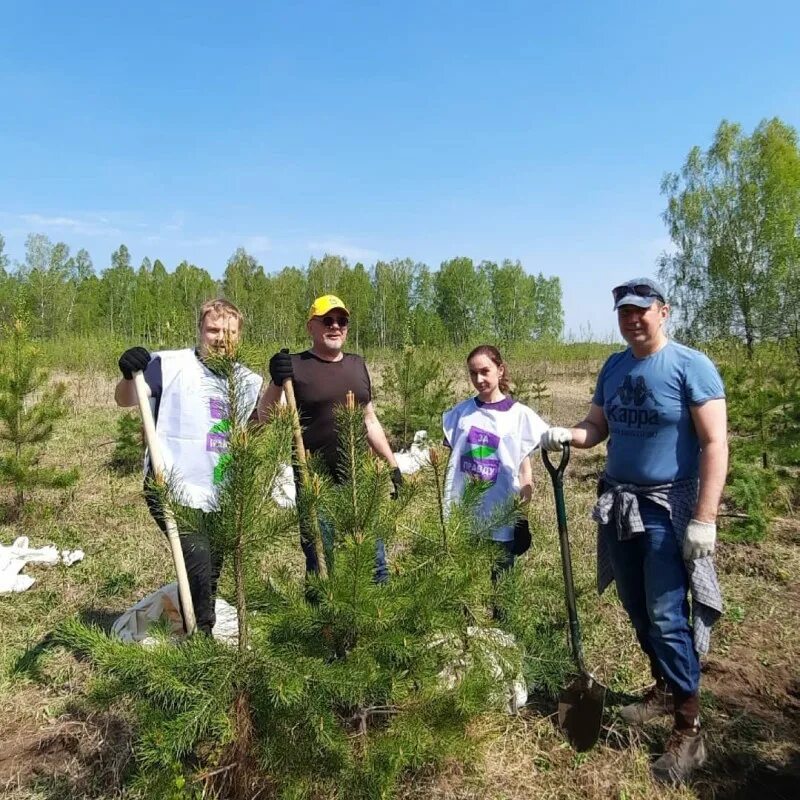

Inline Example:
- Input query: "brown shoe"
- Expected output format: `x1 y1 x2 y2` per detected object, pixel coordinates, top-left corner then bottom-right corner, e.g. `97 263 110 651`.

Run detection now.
651 727 706 785
620 684 674 725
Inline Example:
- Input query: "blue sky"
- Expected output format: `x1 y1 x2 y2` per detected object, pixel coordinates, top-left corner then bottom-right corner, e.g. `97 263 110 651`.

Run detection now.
2 1 798 340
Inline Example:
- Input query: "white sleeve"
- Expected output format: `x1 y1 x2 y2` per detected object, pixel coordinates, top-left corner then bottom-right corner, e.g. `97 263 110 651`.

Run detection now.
442 406 458 448
520 406 549 460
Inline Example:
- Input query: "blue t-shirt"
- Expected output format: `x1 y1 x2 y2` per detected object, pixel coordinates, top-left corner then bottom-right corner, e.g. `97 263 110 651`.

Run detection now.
592 341 725 484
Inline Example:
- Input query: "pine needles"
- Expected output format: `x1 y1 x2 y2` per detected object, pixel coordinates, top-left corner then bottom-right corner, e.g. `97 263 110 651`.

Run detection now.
53 357 527 799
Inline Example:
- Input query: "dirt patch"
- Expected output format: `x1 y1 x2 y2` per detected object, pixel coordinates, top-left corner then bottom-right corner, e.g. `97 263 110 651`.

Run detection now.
698 580 800 799
0 709 132 796
715 542 794 584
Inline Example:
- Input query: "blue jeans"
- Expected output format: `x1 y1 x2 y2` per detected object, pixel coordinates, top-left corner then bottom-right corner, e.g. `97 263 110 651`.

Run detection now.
601 496 699 697
301 516 388 584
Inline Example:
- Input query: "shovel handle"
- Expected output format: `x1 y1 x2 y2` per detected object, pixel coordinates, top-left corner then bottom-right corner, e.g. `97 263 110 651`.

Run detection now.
132 371 197 635
282 369 329 580
541 444 589 675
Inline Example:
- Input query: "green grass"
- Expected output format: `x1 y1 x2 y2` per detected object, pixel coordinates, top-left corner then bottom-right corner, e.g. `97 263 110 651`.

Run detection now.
0 368 799 799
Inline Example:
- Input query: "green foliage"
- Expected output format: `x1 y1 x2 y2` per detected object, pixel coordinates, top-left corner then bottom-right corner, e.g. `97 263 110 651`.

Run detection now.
110 411 144 475
723 457 777 542
54 364 524 799
0 317 78 512
661 117 800 355
718 343 800 541
380 343 455 449
0 235 565 350
434 257 492 345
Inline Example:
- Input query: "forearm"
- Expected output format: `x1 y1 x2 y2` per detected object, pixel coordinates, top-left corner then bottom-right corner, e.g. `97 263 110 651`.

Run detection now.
256 382 283 421
114 378 138 407
365 419 397 467
569 420 607 449
694 439 728 522
519 456 532 504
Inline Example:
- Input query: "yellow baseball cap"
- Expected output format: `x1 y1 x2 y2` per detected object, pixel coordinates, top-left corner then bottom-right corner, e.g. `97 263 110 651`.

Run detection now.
308 294 349 320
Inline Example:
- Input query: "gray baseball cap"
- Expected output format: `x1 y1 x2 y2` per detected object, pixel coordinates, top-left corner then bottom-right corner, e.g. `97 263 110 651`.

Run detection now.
612 277 667 310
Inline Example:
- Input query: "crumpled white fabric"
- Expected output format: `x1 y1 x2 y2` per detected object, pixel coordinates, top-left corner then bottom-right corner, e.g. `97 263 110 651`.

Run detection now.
112 582 239 646
393 430 431 474
270 430 431 509
0 536 85 594
430 625 528 714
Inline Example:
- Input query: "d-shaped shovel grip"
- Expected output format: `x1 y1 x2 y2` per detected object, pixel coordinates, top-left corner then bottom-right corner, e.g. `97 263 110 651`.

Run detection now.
542 442 570 481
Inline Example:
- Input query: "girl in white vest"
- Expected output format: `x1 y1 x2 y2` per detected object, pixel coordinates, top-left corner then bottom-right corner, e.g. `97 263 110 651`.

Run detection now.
443 345 548 586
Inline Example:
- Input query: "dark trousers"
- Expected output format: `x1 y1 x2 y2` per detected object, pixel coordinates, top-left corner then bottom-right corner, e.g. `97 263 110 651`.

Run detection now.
294 475 389 583
145 487 222 636
601 496 700 698
299 514 389 583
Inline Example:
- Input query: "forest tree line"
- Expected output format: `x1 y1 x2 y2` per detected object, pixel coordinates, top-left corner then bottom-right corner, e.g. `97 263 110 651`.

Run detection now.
0 235 563 349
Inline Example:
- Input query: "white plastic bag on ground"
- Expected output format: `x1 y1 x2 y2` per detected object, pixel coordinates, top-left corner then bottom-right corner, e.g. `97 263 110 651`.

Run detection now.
0 536 84 594
111 582 239 645
394 430 431 474
430 625 528 714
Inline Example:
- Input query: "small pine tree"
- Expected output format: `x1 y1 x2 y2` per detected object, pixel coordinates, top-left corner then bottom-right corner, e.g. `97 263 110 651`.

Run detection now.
55 351 524 799
110 411 144 474
0 318 78 514
719 351 800 540
380 343 454 449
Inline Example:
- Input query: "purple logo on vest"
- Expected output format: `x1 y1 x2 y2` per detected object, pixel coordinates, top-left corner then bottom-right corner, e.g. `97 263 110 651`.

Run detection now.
209 397 227 420
206 433 228 453
460 426 500 483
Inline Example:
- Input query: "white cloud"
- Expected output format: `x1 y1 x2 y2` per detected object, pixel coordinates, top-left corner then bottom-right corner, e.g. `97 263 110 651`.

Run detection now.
16 212 124 238
162 211 186 233
179 236 222 248
307 239 380 264
243 235 272 254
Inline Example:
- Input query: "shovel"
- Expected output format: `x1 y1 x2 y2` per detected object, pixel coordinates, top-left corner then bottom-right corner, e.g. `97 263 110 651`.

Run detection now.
132 371 197 635
542 444 606 751
280 357 328 580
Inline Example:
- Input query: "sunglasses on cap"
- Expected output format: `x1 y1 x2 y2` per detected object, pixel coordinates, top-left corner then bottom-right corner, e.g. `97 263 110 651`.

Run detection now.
612 284 665 304
320 314 349 328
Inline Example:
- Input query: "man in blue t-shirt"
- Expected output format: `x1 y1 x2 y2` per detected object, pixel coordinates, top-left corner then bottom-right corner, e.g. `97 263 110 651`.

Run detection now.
541 277 728 785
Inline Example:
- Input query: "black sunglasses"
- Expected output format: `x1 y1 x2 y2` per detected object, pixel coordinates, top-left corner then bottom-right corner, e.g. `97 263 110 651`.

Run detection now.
612 284 665 304
321 315 349 328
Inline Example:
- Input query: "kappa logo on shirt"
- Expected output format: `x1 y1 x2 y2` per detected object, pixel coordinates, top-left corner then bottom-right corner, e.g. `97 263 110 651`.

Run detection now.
614 375 661 407
460 426 500 483
606 375 661 432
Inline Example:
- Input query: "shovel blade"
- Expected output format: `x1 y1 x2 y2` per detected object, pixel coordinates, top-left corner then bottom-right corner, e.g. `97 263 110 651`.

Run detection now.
558 674 606 752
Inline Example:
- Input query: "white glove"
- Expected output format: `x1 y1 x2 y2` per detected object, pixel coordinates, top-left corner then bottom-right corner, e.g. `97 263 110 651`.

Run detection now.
540 427 572 452
683 519 716 560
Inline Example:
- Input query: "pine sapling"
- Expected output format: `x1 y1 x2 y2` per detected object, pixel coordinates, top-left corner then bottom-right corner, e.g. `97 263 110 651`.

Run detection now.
0 318 78 514
381 343 454 449
110 410 144 474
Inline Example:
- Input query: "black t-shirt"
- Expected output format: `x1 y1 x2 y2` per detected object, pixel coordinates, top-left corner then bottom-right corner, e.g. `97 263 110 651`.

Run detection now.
290 350 372 479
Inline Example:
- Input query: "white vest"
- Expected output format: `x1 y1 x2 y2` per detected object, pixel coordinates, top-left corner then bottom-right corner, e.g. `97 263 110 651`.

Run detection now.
442 398 548 541
148 349 263 512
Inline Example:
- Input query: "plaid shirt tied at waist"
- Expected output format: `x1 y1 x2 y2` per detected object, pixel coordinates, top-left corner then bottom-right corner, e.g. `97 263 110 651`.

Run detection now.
593 475 723 655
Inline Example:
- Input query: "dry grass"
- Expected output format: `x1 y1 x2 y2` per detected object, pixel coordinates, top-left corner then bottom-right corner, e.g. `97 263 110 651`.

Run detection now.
0 370 798 799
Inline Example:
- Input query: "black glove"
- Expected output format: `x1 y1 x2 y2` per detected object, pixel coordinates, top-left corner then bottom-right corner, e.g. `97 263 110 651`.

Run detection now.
390 467 404 498
269 348 294 386
118 346 151 380
511 518 532 556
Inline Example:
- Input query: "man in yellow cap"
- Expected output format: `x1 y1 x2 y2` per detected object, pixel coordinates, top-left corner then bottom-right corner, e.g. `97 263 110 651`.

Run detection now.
259 295 401 580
